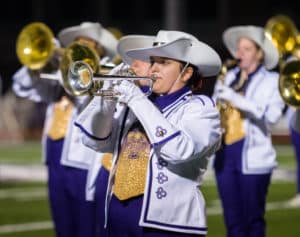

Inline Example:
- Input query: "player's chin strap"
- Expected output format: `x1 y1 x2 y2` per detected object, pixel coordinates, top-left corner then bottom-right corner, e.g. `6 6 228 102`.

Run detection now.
175 62 189 84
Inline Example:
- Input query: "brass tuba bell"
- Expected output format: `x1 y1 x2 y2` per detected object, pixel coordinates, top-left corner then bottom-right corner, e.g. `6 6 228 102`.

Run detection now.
279 60 300 107
265 15 300 108
16 22 58 70
265 14 300 58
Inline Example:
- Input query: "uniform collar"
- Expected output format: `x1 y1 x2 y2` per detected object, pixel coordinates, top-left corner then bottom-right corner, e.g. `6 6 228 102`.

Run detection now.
248 64 263 78
153 86 190 111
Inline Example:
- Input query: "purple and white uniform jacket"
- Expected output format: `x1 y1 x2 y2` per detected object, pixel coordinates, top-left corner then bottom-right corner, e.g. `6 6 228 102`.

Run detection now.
75 86 222 235
213 66 285 174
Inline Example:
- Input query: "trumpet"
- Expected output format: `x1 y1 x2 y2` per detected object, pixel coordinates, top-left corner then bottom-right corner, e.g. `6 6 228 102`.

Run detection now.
66 61 154 97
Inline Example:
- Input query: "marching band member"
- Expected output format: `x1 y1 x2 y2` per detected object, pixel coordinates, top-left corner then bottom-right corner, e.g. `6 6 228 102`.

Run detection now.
12 22 118 237
213 25 285 237
75 30 222 236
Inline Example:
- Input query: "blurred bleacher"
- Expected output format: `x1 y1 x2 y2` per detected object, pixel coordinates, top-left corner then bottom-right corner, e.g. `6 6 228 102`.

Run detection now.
0 90 46 142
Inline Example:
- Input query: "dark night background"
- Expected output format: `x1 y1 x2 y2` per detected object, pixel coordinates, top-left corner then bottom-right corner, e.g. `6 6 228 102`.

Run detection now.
1 0 300 94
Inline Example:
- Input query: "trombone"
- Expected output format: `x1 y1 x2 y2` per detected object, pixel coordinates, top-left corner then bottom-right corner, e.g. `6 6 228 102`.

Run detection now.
15 22 121 89
16 22 100 77
15 22 154 99
67 61 154 97
265 14 300 108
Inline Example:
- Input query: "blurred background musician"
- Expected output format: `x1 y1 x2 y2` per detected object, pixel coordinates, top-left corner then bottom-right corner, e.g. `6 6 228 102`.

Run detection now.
12 22 118 237
265 15 300 207
213 25 285 237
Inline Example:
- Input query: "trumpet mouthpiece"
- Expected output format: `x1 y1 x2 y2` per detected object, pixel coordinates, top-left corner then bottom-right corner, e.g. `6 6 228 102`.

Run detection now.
150 74 158 80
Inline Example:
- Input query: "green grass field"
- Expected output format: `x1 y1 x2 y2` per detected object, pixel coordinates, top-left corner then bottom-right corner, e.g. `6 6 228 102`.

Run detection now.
0 141 299 236
0 141 42 164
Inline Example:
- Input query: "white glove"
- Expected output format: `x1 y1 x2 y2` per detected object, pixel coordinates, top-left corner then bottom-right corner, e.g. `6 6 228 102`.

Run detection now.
12 66 39 88
75 96 117 139
216 84 264 120
215 84 235 101
114 80 145 105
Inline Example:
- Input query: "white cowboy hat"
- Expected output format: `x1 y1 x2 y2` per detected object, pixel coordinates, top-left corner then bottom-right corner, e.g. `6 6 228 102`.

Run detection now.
126 30 221 77
58 22 118 58
117 35 155 65
223 25 279 70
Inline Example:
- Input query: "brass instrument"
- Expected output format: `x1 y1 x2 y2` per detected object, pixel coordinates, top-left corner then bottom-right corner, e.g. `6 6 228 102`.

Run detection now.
16 22 113 78
16 22 118 87
16 22 59 70
265 14 300 107
67 61 154 97
217 59 246 144
217 59 238 109
16 22 143 98
218 59 238 83
265 14 300 58
107 26 123 40
278 60 300 107
60 41 100 81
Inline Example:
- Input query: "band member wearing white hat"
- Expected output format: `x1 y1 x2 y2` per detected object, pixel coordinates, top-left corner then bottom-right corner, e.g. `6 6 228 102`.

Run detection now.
12 22 118 237
213 25 285 237
75 30 222 236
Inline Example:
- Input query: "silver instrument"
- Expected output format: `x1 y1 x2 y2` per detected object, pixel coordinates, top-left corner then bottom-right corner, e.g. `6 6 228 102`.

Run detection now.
67 61 154 97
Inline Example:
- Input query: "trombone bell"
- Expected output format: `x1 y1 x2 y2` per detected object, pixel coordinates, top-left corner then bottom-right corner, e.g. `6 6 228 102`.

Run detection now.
67 61 154 97
16 22 55 70
265 15 299 57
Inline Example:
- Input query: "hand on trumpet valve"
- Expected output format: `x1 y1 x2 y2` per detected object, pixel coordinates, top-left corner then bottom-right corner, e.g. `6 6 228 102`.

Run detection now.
113 80 145 105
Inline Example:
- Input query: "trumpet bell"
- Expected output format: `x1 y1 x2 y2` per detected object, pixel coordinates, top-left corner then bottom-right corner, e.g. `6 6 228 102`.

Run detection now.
60 42 100 95
67 61 94 96
279 60 300 108
16 22 55 70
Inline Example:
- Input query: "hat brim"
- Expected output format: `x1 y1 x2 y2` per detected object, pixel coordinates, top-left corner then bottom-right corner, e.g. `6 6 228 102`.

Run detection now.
117 35 155 65
58 23 118 58
223 26 279 70
127 38 221 77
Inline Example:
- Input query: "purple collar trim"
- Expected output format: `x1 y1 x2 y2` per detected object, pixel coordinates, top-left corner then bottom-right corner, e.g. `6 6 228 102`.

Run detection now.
154 86 190 111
